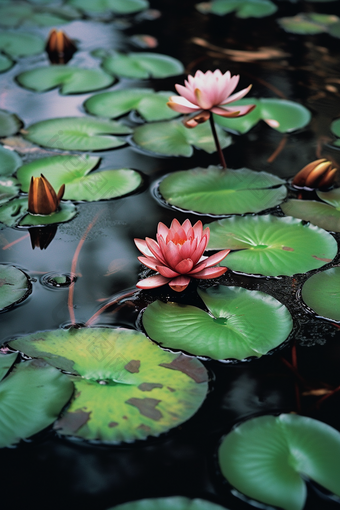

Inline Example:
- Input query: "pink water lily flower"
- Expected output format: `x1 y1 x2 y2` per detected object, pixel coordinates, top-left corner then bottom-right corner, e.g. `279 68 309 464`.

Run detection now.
167 69 256 128
134 219 230 292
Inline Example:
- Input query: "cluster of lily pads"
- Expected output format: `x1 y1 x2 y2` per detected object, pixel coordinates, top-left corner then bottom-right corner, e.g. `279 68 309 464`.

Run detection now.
0 1 340 510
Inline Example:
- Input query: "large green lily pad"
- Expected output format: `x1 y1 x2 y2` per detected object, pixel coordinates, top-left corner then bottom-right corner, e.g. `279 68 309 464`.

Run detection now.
0 3 80 27
0 352 17 381
281 190 340 232
0 264 31 311
196 0 277 18
218 414 340 510
133 119 232 157
0 359 74 448
0 31 45 57
0 145 22 175
100 51 184 79
302 266 340 321
17 154 142 201
10 328 208 443
214 98 311 134
23 117 132 151
111 497 229 510
278 13 339 35
0 196 77 227
17 66 114 95
0 53 13 72
143 286 293 361
0 175 19 206
0 109 22 137
159 166 287 215
85 88 179 122
66 0 149 14
206 215 337 276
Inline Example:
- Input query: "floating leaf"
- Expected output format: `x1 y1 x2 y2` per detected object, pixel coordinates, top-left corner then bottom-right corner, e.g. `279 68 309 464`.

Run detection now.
218 414 340 510
0 196 77 227
143 286 292 361
281 193 340 232
214 98 311 134
0 175 19 205
133 119 232 157
0 31 45 57
159 167 287 215
0 352 17 381
0 146 22 176
331 118 340 146
0 3 80 27
17 155 142 202
0 264 31 311
196 0 277 18
302 266 340 321
85 88 178 122
10 328 208 443
206 215 337 276
0 53 13 72
23 117 132 151
100 51 184 79
110 497 229 510
0 359 74 448
0 109 22 137
278 13 339 35
66 0 149 14
17 66 114 95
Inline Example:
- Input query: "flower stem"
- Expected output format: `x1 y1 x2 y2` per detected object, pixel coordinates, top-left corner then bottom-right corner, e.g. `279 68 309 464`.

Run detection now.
209 115 227 169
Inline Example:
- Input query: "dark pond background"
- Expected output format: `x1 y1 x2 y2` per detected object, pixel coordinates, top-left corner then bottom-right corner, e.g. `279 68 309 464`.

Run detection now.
0 1 340 509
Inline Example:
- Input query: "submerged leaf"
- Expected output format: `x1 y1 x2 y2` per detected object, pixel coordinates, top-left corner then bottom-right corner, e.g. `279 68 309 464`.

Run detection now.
206 215 337 276
159 166 286 215
10 328 208 443
218 414 340 510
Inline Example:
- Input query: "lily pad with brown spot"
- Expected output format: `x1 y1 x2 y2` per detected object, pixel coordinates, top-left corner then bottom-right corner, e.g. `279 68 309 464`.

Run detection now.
10 327 208 443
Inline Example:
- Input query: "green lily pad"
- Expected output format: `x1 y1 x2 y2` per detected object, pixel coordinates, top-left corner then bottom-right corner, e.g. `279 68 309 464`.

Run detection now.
218 414 340 510
23 117 132 151
133 119 232 157
0 175 19 205
66 0 149 14
10 328 208 443
196 0 277 18
0 196 77 227
0 109 22 137
278 13 339 35
0 352 17 381
85 88 179 122
0 31 45 57
143 286 292 361
17 66 114 95
331 118 340 146
0 52 13 72
110 497 229 510
0 3 80 27
214 98 311 134
281 193 340 232
100 51 184 79
159 166 287 215
0 359 74 448
17 155 142 202
0 145 22 176
0 264 31 311
206 215 337 276
302 266 340 321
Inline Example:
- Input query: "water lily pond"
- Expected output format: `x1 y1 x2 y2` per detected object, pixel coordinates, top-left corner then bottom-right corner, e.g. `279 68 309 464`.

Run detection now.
0 1 340 510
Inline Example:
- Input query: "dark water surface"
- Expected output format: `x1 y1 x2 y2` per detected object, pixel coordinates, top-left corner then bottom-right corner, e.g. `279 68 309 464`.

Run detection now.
1 1 340 509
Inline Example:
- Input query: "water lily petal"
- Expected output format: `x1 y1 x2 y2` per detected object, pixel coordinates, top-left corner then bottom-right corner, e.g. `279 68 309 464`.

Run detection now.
203 249 230 268
163 240 183 268
211 104 256 118
220 84 252 105
156 265 179 278
136 274 170 289
134 238 153 257
167 96 200 114
174 258 194 274
157 221 169 240
138 256 159 271
169 275 191 292
175 83 196 104
190 235 209 265
145 237 167 265
192 266 227 279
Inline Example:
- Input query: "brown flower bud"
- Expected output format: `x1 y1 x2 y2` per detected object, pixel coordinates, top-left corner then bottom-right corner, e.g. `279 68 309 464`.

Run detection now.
28 174 65 215
292 159 338 190
45 29 77 64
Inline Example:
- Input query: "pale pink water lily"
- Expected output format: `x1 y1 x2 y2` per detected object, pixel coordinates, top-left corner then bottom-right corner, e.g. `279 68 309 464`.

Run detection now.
167 69 256 128
134 219 230 292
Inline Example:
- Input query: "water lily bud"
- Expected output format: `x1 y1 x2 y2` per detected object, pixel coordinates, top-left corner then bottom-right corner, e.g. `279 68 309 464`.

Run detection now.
45 28 77 64
28 174 65 215
292 159 338 189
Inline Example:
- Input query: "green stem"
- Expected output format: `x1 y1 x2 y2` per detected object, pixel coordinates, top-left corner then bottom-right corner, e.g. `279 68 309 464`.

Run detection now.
209 115 227 169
